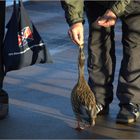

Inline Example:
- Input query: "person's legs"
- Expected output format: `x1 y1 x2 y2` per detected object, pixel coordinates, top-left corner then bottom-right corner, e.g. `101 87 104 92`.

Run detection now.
0 1 9 120
116 12 140 123
85 2 116 113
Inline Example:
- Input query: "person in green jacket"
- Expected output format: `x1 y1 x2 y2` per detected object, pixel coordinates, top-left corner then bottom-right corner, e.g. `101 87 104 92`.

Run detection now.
0 1 9 120
61 0 140 124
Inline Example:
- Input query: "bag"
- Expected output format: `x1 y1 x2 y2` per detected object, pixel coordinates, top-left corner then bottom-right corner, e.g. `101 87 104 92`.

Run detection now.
3 0 52 73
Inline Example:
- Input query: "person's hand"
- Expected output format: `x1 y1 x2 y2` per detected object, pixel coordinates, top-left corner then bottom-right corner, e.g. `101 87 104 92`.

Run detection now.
97 10 117 27
68 22 84 46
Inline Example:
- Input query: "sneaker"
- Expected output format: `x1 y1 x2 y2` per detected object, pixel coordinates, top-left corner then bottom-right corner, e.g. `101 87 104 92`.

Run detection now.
116 103 140 124
96 103 109 115
0 89 9 120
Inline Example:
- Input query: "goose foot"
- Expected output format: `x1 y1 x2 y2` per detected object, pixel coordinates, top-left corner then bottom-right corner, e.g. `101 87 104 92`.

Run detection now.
75 126 85 131
75 121 85 131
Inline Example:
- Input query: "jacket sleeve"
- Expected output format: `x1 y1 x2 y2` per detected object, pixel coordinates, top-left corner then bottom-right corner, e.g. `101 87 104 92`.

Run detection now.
61 0 84 26
111 0 140 17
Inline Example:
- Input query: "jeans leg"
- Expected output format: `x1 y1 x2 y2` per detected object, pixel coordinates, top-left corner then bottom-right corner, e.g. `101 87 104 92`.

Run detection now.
85 2 116 106
117 13 140 105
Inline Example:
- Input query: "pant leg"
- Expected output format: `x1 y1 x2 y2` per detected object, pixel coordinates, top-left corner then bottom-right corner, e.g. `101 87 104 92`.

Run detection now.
117 11 140 105
85 2 116 106
0 1 5 90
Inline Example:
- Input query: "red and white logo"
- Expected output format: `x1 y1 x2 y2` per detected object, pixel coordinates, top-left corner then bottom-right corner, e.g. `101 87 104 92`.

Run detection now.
18 26 33 47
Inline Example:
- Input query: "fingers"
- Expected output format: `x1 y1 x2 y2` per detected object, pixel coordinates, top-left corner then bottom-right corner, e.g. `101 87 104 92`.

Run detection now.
97 17 116 27
69 30 80 45
68 22 84 46
97 16 107 25
68 29 78 45
97 10 117 27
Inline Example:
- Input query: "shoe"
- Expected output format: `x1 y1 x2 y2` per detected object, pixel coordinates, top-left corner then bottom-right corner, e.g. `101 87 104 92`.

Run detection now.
96 103 109 115
0 89 9 120
116 103 140 124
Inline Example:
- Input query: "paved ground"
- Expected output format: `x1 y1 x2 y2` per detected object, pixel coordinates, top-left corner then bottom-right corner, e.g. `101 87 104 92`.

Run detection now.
0 1 140 139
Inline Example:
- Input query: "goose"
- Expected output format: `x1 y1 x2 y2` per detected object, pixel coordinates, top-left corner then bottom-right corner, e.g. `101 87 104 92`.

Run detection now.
71 44 97 131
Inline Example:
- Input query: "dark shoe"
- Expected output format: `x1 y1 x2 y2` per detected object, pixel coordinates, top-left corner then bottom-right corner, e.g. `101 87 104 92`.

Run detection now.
96 103 109 115
0 89 9 120
116 103 140 124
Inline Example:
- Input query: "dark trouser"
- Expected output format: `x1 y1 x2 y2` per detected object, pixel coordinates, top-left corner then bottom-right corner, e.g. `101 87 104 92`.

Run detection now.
85 1 140 106
0 1 5 90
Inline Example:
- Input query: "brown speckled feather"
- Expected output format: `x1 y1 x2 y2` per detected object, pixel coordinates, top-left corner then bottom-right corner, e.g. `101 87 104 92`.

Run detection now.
71 46 96 129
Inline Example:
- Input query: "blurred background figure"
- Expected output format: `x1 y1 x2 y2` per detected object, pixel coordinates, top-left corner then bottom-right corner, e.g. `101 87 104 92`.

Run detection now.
0 1 9 120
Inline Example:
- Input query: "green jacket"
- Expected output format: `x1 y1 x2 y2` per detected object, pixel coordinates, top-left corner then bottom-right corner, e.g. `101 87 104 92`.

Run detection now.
61 0 140 26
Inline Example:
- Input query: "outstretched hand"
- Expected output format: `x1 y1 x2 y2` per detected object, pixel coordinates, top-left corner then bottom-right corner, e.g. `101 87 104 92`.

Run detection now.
97 10 117 27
